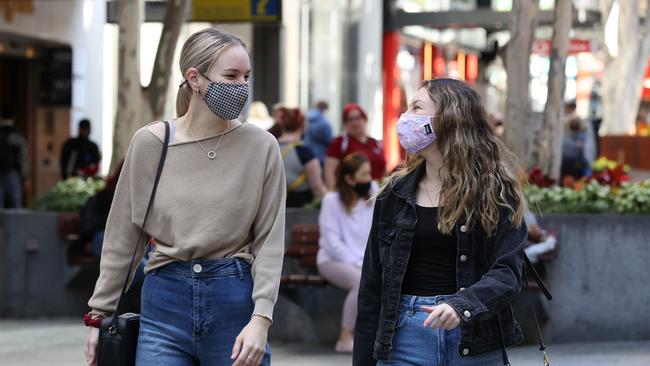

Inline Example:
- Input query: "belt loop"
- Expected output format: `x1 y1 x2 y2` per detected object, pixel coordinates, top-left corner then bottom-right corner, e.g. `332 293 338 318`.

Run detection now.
408 296 417 316
236 259 244 280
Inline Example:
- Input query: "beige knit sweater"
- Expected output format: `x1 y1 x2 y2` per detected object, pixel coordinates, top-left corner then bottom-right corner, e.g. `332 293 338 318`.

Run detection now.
88 122 286 321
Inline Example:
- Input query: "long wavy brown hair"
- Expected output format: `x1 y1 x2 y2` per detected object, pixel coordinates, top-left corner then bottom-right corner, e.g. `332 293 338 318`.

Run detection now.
381 78 525 236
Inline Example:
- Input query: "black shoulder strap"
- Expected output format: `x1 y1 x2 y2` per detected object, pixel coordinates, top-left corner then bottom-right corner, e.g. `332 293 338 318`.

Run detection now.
112 121 170 319
523 255 553 365
524 253 552 300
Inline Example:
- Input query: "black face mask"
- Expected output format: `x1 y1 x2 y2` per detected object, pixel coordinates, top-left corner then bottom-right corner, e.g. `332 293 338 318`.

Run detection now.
353 182 372 197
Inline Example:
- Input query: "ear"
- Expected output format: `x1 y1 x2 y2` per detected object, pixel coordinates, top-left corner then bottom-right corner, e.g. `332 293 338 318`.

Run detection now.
344 174 355 186
186 68 202 93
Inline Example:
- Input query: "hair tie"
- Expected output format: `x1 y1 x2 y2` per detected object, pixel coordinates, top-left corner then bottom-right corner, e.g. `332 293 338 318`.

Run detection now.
179 80 188 88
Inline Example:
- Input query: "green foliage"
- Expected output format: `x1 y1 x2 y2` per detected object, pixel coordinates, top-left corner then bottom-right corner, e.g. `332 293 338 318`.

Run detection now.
526 180 650 215
31 177 105 212
613 181 650 214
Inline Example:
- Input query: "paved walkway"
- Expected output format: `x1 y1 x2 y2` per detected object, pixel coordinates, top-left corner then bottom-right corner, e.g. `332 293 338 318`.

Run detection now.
1 319 649 365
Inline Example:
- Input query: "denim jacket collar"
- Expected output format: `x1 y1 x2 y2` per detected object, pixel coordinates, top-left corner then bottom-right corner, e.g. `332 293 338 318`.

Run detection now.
390 162 426 203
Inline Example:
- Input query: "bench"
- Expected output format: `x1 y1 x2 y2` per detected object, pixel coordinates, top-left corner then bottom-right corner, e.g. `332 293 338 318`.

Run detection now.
280 224 328 286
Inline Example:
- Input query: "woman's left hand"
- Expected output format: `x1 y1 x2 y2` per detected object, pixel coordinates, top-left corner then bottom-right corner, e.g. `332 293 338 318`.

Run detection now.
231 315 271 366
421 303 461 330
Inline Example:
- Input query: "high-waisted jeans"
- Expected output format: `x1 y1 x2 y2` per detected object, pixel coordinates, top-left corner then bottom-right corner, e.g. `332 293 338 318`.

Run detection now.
135 258 271 365
377 295 502 366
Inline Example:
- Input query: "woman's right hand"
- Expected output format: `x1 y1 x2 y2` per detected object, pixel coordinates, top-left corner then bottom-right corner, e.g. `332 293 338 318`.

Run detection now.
84 327 99 366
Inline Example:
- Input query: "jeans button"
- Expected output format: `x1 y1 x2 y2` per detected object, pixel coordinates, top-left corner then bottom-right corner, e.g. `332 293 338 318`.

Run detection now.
193 264 203 273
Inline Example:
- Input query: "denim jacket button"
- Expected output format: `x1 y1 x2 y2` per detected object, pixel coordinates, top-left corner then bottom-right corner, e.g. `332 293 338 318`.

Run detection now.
459 287 466 291
462 348 470 356
459 254 468 262
460 225 467 233
463 310 471 318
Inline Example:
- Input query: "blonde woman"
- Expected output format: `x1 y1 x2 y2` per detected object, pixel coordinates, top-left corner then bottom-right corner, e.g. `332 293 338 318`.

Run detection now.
83 29 286 366
247 101 274 130
354 78 527 366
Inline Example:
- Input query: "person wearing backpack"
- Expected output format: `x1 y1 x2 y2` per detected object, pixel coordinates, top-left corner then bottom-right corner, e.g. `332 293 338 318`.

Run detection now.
277 107 327 207
0 107 27 209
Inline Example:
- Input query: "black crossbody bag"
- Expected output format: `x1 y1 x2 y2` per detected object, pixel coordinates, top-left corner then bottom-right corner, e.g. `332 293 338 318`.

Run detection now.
96 121 170 366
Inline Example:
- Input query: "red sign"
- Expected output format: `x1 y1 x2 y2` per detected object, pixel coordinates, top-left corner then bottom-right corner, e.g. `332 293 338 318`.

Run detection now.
532 39 592 56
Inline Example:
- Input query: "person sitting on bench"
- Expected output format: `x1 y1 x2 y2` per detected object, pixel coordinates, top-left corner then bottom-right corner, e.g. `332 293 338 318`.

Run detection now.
317 152 376 353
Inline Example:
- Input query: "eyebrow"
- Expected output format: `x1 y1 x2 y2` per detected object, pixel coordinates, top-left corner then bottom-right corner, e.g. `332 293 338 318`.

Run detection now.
409 100 423 108
223 68 252 74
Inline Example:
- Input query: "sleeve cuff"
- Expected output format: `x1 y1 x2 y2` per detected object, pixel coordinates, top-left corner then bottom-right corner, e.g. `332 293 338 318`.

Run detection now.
252 298 276 324
89 308 111 318
441 294 486 323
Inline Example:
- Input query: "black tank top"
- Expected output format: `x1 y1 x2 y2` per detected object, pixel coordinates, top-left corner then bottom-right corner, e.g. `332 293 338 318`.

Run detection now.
401 205 458 296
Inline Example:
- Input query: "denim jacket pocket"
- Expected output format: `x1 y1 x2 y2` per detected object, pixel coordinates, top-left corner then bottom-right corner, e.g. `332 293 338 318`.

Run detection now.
377 223 397 266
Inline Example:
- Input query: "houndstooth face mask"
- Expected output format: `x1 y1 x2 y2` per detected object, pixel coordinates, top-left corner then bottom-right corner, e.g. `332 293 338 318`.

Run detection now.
199 74 249 120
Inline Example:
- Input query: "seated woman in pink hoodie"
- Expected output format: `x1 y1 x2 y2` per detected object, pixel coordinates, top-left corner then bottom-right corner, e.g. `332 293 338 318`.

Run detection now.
317 152 376 353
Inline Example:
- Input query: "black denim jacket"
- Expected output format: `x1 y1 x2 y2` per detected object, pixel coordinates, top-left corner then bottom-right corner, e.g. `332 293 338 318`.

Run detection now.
353 163 527 365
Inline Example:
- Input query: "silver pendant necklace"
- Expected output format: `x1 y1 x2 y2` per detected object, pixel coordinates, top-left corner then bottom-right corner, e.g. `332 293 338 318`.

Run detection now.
186 119 230 160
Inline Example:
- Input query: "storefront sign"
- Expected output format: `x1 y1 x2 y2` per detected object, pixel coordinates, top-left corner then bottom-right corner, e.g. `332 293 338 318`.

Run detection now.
191 0 280 23
532 39 592 56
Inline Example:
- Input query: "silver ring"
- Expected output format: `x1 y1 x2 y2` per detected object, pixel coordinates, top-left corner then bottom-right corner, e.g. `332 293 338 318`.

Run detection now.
247 355 255 360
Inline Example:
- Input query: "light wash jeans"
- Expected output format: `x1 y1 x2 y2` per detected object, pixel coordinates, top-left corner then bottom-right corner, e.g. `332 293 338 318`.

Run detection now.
377 295 503 366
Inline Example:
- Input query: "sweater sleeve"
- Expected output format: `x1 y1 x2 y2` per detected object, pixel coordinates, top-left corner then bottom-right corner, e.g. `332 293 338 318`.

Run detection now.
318 194 350 263
87 128 160 317
250 141 287 322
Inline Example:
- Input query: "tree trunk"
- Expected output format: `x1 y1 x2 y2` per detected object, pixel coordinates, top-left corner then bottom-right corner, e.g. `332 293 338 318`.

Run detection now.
110 0 188 170
111 0 143 170
600 1 650 135
534 0 572 181
504 0 538 169
148 0 187 119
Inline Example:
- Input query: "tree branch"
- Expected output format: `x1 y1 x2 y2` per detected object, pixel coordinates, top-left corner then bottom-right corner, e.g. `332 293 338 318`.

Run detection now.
148 0 188 118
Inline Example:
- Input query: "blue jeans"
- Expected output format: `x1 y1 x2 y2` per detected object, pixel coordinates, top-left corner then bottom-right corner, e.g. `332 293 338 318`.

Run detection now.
377 295 503 366
0 171 22 209
135 258 271 365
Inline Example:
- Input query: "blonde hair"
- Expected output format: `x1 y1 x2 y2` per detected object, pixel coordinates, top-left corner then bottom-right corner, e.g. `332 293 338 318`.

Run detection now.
380 78 525 237
248 101 271 120
176 29 247 117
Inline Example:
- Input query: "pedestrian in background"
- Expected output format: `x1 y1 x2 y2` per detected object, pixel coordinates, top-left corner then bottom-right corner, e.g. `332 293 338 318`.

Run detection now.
324 103 386 190
317 152 375 353
304 100 333 165
247 101 274 130
277 107 327 207
0 106 27 208
60 119 101 180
